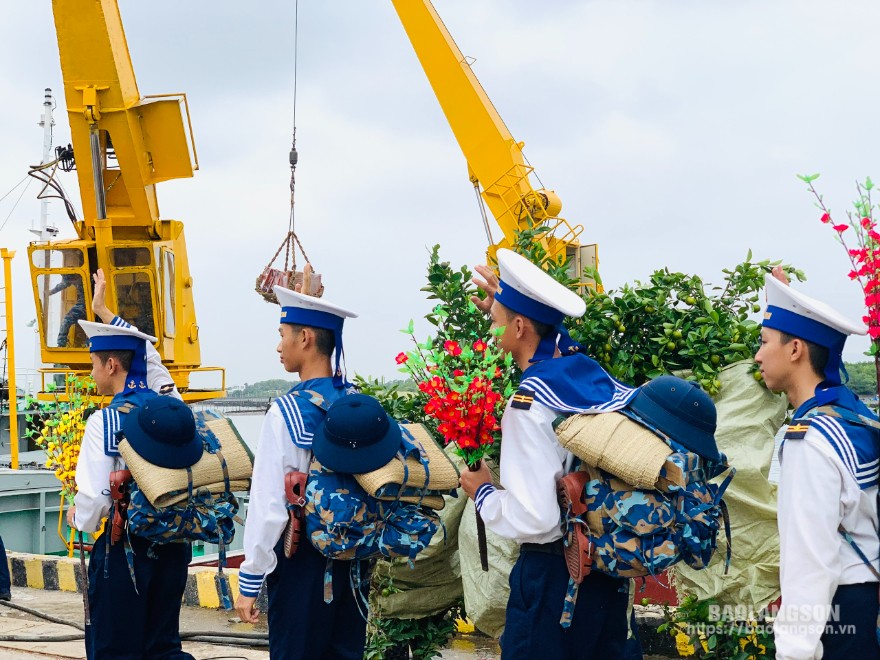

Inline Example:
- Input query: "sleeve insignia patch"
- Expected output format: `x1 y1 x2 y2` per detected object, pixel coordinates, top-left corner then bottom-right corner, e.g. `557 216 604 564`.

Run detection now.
511 388 535 410
159 383 176 395
784 421 811 441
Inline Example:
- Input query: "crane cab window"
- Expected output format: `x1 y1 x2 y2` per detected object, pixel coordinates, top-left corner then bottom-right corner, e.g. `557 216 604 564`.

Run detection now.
37 273 87 348
31 249 84 269
162 250 176 337
111 247 151 267
113 271 156 337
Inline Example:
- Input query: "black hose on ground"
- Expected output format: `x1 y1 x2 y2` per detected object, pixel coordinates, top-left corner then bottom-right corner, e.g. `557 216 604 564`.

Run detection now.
180 630 269 640
0 598 271 646
0 633 85 642
0 600 85 631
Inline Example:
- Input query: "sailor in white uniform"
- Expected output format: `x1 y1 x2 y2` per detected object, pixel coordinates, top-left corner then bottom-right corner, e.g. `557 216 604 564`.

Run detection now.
234 286 366 659
67 267 184 535
757 270 880 660
460 249 638 659
67 320 193 660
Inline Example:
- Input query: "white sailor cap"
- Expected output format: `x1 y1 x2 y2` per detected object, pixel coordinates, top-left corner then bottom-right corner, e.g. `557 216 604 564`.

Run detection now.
493 249 586 362
763 275 866 385
78 320 154 394
763 275 866 343
494 249 586 323
78 320 157 351
273 286 357 386
273 286 358 325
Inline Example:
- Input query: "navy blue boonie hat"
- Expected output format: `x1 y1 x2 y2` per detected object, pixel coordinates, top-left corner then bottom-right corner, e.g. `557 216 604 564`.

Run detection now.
313 394 402 474
121 397 202 469
622 375 721 462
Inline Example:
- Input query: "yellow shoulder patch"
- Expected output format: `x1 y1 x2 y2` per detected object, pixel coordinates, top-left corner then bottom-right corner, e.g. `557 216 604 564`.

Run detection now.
511 388 535 410
784 421 811 441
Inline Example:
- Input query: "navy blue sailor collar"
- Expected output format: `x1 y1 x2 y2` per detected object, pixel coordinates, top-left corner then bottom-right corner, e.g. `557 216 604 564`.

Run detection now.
287 376 349 403
518 353 637 414
793 384 869 419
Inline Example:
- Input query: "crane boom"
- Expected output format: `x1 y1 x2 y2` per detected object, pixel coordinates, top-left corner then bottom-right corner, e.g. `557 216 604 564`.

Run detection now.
27 0 224 400
53 0 196 233
390 0 595 279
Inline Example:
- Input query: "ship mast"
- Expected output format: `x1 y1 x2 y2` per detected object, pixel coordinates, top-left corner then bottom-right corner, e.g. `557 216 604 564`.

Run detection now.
35 88 59 242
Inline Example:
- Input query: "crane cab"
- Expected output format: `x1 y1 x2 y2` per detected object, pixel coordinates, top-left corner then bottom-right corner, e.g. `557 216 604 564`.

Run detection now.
28 232 223 402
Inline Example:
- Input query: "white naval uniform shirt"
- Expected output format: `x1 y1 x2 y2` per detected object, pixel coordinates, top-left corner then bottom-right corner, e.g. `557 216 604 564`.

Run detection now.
238 403 312 597
775 425 880 660
71 318 181 532
474 397 576 544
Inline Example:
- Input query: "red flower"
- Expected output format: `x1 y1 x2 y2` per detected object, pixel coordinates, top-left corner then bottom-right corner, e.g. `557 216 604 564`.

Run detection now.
395 352 409 365
453 369 465 378
820 213 832 224
444 340 462 356
833 224 849 233
870 326 880 339
862 217 874 229
458 436 479 450
473 339 488 352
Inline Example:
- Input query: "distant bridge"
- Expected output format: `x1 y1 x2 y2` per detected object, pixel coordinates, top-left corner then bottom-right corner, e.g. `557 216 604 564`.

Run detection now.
191 397 272 416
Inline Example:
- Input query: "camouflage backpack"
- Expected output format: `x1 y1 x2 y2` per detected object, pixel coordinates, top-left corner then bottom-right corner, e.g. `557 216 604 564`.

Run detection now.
304 456 440 563
121 408 241 548
111 406 244 607
578 453 732 575
558 452 733 626
289 390 441 605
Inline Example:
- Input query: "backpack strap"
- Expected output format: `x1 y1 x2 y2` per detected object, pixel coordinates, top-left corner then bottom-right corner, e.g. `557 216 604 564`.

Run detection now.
288 389 330 411
812 405 880 430
399 425 432 507
839 526 880 581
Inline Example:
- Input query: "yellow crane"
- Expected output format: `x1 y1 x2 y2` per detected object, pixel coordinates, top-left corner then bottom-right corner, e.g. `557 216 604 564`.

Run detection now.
28 0 224 401
390 0 598 286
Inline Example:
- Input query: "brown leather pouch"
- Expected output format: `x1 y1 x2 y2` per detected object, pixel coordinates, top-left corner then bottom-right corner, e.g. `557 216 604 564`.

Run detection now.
557 471 593 585
283 471 308 559
109 469 132 545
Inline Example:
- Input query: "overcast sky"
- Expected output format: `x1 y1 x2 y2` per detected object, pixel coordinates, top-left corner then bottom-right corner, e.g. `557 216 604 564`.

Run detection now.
0 0 878 391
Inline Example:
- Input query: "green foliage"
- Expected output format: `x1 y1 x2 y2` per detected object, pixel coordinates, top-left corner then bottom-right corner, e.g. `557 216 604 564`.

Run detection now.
420 244 493 340
365 567 464 660
845 361 879 396
230 379 297 398
509 224 577 287
364 608 463 660
567 255 804 394
353 375 421 421
659 596 774 659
